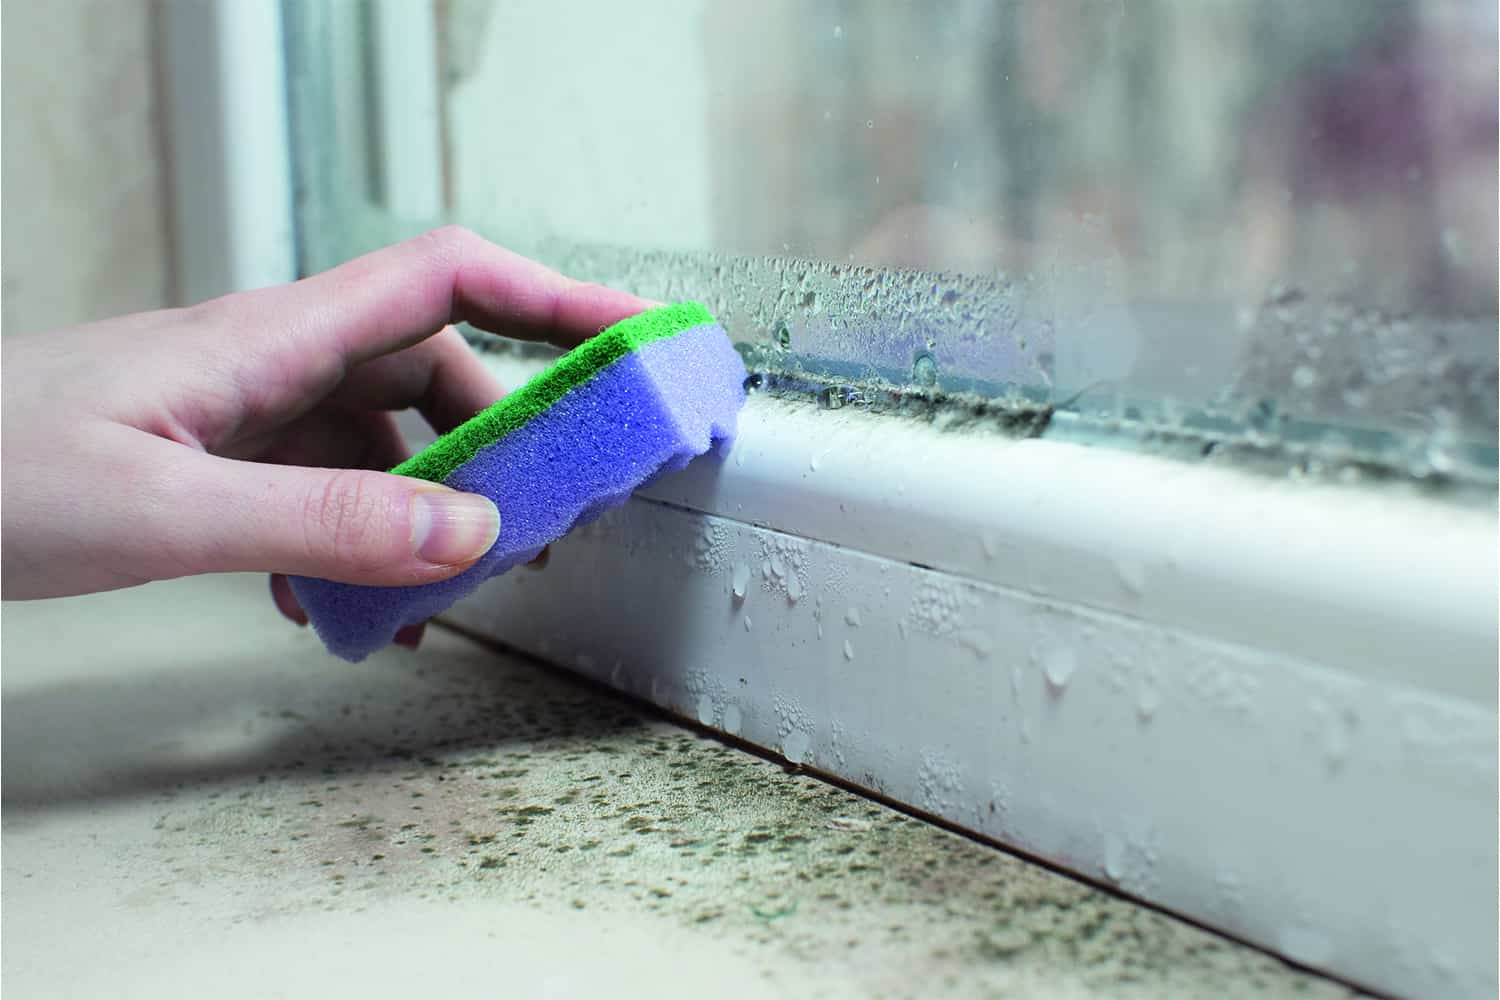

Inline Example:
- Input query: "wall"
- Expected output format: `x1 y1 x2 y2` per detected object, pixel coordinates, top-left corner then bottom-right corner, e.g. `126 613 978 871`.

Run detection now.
1 0 176 336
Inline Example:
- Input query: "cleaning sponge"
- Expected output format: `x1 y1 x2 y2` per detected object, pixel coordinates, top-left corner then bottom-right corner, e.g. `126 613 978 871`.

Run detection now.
290 302 746 661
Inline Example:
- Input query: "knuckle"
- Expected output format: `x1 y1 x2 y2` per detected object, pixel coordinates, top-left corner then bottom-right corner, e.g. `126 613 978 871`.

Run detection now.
428 222 476 245
420 224 479 263
306 472 404 573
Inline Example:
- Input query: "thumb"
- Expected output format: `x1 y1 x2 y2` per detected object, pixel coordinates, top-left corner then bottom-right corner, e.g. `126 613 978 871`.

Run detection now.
175 452 501 586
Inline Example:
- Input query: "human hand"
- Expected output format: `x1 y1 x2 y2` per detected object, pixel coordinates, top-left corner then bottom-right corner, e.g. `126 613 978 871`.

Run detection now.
1 227 647 645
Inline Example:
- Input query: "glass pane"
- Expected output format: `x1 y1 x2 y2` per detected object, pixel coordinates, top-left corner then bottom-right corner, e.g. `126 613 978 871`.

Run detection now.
284 0 1497 490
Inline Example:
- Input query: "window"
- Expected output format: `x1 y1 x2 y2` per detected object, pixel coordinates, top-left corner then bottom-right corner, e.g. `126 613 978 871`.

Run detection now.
285 0 1496 490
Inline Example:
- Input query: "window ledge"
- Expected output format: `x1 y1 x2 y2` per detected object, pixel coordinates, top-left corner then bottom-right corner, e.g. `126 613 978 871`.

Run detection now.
444 389 1498 999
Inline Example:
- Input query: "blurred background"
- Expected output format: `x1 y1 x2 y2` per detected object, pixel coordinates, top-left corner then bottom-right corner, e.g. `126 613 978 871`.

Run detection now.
1 0 176 336
698 0 1497 315
408 0 1498 312
7 1 1496 321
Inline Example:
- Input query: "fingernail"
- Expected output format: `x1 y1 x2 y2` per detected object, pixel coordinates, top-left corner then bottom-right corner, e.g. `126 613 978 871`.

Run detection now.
411 491 500 566
270 575 309 626
394 623 425 650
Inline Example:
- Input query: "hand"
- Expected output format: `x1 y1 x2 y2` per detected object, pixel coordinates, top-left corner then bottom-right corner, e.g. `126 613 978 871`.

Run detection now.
1 226 647 645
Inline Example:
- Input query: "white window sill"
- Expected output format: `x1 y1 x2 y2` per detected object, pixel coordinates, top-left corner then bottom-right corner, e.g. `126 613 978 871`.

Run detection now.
440 374 1498 999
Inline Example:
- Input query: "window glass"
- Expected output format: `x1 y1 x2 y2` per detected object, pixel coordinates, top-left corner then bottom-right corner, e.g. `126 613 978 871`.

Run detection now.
285 0 1497 489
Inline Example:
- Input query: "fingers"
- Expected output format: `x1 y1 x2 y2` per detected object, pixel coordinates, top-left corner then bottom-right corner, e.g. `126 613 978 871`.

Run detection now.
266 473 549 646
159 443 501 586
270 573 309 625
393 623 427 650
230 226 649 383
322 326 506 434
228 409 410 471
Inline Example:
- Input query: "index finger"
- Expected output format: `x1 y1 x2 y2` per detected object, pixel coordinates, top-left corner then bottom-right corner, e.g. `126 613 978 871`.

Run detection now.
240 226 651 372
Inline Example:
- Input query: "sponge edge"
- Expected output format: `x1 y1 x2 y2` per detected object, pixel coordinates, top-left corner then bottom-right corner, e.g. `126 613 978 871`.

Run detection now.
289 318 747 661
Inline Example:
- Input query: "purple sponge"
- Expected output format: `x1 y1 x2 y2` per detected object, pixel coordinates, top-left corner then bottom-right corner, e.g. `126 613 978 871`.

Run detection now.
290 305 746 660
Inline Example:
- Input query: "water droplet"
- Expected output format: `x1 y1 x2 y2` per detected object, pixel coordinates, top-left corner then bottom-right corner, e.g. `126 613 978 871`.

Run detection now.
770 555 785 577
761 560 772 579
1324 708 1357 768
722 703 743 736
1424 415 1461 476
783 730 811 765
816 624 824 639
865 119 874 129
1104 835 1126 881
842 606 861 627
896 620 907 639
843 639 855 661
980 531 998 559
957 630 994 658
912 352 938 387
744 615 753 632
1115 558 1146 597
822 109 832 121
1425 446 1457 478
786 575 803 602
773 323 792 350
1136 686 1160 722
1043 648 1077 691
696 695 715 726
1291 365 1319 390
731 562 750 600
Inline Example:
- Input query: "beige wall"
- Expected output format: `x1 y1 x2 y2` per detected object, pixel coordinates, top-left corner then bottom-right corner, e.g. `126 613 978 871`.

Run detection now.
1 0 175 336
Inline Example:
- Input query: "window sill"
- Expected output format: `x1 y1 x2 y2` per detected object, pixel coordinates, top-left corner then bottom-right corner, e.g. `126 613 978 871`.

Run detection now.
441 383 1498 999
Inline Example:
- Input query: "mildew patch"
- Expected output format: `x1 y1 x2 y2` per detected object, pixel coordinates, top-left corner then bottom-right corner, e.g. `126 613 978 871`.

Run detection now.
110 627 1356 999
3 569 1358 998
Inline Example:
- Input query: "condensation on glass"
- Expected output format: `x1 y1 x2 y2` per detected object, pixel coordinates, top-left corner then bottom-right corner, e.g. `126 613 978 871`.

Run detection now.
284 0 1498 489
